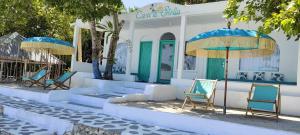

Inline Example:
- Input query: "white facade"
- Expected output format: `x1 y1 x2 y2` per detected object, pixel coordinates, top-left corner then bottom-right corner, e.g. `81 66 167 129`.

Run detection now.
71 1 300 115
72 1 299 84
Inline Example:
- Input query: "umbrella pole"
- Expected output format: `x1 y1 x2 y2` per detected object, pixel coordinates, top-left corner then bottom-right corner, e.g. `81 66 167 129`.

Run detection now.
223 47 229 115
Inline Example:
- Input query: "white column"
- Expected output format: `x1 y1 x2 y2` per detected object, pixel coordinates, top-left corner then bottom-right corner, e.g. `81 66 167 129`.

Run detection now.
77 29 82 62
126 20 135 75
71 19 81 72
23 61 27 77
149 40 159 83
298 42 300 87
177 15 187 79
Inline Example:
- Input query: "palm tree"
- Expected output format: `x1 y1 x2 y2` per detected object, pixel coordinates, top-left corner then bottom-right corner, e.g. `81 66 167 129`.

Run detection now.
99 12 125 80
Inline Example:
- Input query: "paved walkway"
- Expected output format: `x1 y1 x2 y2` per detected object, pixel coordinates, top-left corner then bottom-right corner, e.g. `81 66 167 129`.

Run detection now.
0 94 196 135
0 115 50 135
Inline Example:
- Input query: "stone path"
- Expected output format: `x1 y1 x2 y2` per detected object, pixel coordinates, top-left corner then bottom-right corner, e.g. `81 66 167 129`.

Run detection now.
0 94 197 135
0 115 50 135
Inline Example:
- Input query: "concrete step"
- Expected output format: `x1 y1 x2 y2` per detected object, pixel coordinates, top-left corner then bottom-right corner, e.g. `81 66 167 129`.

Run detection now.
0 115 52 135
68 92 122 108
68 93 107 108
0 94 194 135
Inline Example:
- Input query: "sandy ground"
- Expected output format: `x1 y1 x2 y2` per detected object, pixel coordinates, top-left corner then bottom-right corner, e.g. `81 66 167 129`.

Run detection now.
117 100 300 134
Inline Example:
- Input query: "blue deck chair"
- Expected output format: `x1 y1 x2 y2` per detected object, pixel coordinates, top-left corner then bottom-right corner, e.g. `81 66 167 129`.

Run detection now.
44 71 77 90
246 83 281 119
22 67 49 87
182 79 218 110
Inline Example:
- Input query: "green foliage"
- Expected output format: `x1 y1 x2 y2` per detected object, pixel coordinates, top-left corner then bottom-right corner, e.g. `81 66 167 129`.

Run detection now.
128 7 139 13
45 0 124 80
0 0 74 41
97 21 113 44
224 0 300 40
167 0 186 5
167 0 221 5
45 0 123 22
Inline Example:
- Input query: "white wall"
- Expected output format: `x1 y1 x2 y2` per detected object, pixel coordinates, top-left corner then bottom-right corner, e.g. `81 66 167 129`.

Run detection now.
298 41 300 86
129 25 181 82
73 1 299 84
71 72 136 88
183 18 299 82
72 62 93 73
115 14 299 83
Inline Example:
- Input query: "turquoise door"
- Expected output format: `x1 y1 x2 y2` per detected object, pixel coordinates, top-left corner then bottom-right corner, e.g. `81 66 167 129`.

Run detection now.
138 41 152 82
157 40 175 84
206 58 225 80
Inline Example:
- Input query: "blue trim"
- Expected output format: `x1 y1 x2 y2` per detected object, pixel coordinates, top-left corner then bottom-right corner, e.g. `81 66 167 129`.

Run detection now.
188 28 275 42
23 37 72 47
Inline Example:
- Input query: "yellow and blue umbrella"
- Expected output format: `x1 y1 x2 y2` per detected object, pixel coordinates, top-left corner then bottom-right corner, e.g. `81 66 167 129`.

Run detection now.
21 37 73 55
186 28 277 114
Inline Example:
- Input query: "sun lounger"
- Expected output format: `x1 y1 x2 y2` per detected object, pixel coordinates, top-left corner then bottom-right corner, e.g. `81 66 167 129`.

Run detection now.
22 67 49 87
246 83 281 120
44 71 77 90
182 79 218 110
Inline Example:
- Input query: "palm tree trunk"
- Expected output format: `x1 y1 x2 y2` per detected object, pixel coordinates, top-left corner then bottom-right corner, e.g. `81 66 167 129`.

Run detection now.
90 20 102 79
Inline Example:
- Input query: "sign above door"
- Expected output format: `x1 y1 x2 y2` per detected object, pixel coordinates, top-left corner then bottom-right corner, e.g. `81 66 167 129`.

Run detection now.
135 3 181 20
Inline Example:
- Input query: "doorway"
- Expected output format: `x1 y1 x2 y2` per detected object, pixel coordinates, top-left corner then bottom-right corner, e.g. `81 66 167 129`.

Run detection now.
138 41 152 82
157 33 176 84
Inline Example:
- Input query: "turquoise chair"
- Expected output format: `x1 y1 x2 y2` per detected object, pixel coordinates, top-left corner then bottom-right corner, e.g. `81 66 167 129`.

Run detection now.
44 71 77 90
22 67 49 87
246 83 281 119
182 79 218 110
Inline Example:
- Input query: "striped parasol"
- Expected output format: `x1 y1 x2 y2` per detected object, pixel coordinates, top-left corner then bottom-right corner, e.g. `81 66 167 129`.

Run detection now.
186 28 277 114
21 37 73 55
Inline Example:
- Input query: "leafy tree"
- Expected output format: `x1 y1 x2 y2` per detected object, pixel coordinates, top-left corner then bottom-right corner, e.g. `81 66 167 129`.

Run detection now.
0 0 74 41
45 0 123 79
167 0 221 5
224 0 300 41
128 7 139 12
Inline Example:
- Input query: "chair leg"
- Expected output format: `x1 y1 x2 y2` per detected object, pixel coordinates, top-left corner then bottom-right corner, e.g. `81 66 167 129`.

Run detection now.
276 104 279 121
190 99 196 109
185 97 195 109
44 84 51 90
28 81 34 87
182 97 188 109
54 83 69 90
211 104 215 111
53 85 59 90
205 100 210 110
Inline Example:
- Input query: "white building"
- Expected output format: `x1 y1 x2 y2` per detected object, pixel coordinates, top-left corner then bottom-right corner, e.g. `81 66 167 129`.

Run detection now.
71 1 300 116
